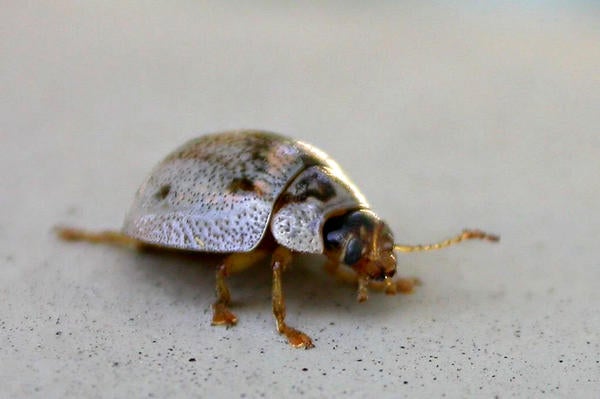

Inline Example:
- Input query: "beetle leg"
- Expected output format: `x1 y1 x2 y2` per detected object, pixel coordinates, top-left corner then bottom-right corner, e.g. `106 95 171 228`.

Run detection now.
211 251 269 327
357 275 370 302
324 260 420 297
271 247 314 349
379 276 422 295
212 259 238 326
324 260 369 301
55 226 142 248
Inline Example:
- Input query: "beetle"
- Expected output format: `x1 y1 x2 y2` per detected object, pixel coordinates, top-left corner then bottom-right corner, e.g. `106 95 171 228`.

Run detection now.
57 130 498 349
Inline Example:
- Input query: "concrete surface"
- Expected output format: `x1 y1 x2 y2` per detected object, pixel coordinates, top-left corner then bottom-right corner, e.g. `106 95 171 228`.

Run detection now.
1 1 599 398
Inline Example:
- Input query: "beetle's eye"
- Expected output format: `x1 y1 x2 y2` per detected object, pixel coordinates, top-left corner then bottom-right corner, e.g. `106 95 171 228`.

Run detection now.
343 237 364 265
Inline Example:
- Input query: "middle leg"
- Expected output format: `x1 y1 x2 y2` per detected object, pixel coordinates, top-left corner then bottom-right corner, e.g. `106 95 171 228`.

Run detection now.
212 261 237 326
211 250 269 326
271 246 314 349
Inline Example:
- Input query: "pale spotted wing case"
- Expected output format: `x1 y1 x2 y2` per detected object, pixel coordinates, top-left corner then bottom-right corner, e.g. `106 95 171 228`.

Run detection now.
270 166 368 253
122 130 368 253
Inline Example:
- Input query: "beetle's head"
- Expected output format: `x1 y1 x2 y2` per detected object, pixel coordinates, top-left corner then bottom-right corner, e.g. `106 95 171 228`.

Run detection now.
323 209 396 281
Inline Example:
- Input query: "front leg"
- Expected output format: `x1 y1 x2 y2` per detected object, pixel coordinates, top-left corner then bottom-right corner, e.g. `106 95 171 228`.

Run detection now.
271 246 314 349
324 260 420 300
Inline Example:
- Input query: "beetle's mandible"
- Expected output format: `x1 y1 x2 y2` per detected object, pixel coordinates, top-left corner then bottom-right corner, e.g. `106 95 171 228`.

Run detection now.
57 130 498 349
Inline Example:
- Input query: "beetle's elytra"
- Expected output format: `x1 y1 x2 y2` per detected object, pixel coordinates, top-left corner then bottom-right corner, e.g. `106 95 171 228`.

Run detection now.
57 130 498 349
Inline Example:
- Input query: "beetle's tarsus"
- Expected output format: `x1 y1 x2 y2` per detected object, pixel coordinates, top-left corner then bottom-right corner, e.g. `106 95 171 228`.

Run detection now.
271 246 314 349
278 324 315 349
211 302 238 326
383 277 422 295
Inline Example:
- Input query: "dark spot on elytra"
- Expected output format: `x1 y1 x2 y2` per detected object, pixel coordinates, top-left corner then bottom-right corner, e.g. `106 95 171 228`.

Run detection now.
296 175 336 202
154 184 171 201
278 173 337 206
247 140 273 172
228 177 264 196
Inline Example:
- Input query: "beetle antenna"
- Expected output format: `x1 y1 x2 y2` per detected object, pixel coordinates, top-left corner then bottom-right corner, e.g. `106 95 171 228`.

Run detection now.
394 229 499 253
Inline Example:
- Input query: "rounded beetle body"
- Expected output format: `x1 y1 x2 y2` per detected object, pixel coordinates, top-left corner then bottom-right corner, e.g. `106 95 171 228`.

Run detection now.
58 129 497 349
123 130 371 254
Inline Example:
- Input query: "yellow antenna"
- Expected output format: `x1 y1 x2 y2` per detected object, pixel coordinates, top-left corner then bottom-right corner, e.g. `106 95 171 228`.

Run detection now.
394 229 499 253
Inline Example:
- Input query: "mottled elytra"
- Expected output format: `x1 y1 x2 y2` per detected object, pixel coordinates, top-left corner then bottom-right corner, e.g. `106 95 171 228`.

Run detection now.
56 130 499 349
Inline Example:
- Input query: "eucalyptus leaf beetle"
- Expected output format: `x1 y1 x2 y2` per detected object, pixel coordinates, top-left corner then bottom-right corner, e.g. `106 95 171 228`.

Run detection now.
57 130 498 349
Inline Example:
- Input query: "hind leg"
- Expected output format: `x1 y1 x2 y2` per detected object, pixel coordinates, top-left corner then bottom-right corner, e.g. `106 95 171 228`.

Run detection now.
56 226 143 248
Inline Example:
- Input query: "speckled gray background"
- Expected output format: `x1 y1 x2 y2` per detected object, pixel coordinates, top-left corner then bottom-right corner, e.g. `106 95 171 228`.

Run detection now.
2 1 599 398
